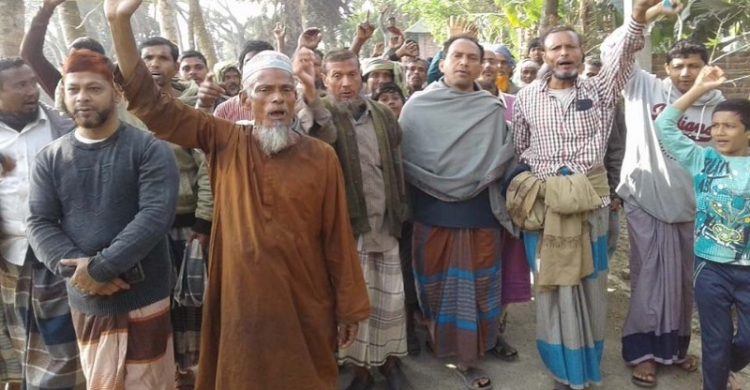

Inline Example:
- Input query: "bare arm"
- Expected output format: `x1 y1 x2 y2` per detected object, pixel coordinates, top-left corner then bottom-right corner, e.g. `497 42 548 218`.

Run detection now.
351 11 375 57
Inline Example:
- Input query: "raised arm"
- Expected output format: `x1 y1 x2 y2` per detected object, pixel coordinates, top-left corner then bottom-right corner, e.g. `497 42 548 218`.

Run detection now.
595 0 682 106
21 0 67 97
294 48 336 143
273 23 286 54
105 0 233 154
28 153 87 277
85 139 179 282
654 67 725 174
351 12 375 57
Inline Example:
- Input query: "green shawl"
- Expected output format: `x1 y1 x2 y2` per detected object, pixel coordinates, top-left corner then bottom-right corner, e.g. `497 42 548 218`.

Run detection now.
324 98 408 238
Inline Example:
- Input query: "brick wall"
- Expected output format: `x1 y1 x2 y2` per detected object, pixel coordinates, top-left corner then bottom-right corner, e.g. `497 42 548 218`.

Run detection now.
651 52 750 99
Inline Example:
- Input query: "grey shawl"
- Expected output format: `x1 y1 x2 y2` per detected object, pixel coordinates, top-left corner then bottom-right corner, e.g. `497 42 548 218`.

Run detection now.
399 79 517 234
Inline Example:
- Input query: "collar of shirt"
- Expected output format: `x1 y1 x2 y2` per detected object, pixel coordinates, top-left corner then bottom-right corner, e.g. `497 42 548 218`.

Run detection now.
354 102 372 125
0 107 50 135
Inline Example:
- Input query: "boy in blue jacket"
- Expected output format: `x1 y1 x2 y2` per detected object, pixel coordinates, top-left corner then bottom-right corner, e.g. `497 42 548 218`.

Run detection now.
654 65 750 390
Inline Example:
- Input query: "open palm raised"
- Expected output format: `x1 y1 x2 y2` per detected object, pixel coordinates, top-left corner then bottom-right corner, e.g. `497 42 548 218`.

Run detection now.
104 0 144 19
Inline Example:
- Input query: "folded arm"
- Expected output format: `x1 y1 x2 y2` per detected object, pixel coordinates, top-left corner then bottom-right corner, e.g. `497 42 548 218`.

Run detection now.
86 140 180 282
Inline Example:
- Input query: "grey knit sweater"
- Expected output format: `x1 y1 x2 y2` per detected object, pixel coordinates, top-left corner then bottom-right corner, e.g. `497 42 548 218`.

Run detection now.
27 124 178 316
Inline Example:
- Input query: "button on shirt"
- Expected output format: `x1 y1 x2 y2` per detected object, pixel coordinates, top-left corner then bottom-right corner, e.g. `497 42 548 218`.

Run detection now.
353 107 398 253
513 20 646 181
0 109 53 265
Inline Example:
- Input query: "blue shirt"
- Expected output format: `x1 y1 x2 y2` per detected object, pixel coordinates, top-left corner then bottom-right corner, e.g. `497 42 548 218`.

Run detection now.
655 105 750 265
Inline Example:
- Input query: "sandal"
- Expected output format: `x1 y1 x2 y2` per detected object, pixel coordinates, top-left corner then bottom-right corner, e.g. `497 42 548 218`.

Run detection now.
631 360 657 388
456 366 493 390
490 335 519 362
407 333 421 356
679 355 699 372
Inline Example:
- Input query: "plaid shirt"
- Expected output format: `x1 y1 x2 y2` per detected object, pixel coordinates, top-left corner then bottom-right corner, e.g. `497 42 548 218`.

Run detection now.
513 20 646 181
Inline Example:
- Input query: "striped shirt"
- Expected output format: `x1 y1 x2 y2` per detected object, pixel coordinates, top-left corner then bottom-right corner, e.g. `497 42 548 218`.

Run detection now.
214 95 253 122
512 20 646 181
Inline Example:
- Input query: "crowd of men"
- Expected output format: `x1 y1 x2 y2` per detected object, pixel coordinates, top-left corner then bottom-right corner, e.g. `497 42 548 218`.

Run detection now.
0 0 747 389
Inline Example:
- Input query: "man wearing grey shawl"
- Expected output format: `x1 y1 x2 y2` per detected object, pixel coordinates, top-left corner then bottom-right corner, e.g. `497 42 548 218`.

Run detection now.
399 34 515 390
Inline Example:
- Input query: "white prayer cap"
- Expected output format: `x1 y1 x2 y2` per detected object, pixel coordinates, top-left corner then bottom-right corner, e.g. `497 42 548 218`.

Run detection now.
242 51 293 86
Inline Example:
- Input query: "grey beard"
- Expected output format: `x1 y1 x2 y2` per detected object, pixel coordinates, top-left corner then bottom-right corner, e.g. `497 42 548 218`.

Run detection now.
553 70 579 81
330 91 367 117
255 121 293 156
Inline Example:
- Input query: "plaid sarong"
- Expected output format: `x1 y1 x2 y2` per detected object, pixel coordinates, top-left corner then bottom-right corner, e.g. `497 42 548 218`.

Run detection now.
338 242 407 367
0 251 85 390
0 260 22 384
169 227 203 372
412 224 503 366
70 298 174 389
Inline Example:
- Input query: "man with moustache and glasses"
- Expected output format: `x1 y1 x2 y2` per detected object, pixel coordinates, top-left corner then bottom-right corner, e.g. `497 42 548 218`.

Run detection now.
103 0 371 388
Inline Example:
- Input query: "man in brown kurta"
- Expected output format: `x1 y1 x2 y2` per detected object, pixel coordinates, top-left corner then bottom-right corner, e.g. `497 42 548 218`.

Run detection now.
105 1 371 389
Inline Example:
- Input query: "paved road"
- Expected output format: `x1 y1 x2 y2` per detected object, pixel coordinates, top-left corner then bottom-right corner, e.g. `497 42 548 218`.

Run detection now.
338 287 748 390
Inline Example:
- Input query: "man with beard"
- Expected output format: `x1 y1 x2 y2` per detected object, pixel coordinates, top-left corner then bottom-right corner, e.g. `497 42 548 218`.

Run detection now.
27 49 179 389
509 1 679 388
602 27 722 390
20 0 147 131
475 48 532 365
0 57 85 390
212 40 274 122
322 49 411 390
400 35 515 390
105 1 371 388
214 61 242 97
492 45 520 95
179 50 209 85
138 35 214 389
579 58 627 262
198 49 335 145
404 58 427 96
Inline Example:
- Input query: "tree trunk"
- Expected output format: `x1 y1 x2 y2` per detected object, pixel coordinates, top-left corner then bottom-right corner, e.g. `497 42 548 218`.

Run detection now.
299 0 308 29
188 0 217 67
58 1 86 46
0 0 24 57
157 0 180 46
540 0 559 35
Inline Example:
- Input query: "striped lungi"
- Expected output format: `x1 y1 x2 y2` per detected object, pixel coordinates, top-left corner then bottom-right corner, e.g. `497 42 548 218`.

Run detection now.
338 242 407 367
0 252 85 390
0 260 22 384
412 224 502 366
169 227 202 372
70 298 174 390
523 208 609 390
621 203 693 365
